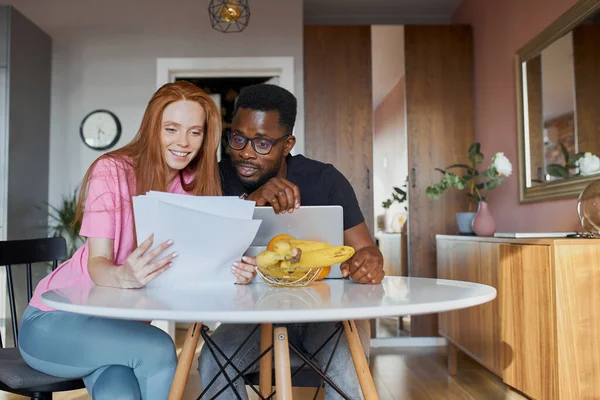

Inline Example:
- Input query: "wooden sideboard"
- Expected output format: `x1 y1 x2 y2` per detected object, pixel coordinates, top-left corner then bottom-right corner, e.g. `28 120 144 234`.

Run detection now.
436 234 600 400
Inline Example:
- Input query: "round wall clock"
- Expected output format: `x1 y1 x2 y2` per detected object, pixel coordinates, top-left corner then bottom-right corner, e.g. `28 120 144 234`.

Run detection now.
80 109 122 150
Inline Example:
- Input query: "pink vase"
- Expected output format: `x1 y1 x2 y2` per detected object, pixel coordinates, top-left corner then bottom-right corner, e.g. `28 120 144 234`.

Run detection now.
472 201 496 237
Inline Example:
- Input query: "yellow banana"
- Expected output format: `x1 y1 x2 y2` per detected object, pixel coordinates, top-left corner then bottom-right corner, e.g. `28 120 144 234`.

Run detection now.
287 239 333 252
259 261 304 279
290 246 355 269
279 260 297 274
256 251 286 268
272 240 293 256
258 238 354 284
272 239 332 255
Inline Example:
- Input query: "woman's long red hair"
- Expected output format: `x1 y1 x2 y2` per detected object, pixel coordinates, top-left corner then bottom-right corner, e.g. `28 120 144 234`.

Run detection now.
74 81 222 226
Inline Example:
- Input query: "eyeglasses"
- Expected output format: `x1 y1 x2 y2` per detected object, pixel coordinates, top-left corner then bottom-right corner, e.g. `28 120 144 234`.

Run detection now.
226 130 290 155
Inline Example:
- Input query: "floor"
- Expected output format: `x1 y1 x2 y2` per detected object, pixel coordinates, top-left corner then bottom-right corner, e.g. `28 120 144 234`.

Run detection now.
1 326 529 400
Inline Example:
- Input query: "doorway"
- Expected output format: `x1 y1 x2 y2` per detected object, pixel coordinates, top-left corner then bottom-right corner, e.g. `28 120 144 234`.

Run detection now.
175 76 278 162
156 56 300 152
304 24 475 340
371 25 411 338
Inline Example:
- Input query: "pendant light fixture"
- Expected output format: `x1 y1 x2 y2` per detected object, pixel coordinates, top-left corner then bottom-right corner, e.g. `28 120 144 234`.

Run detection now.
208 0 251 33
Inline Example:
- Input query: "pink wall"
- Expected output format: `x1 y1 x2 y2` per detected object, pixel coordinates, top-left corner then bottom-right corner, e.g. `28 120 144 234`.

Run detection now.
453 0 582 232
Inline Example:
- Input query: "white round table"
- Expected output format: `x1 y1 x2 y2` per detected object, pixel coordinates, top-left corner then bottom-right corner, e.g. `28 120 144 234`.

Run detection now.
41 276 495 323
40 277 496 400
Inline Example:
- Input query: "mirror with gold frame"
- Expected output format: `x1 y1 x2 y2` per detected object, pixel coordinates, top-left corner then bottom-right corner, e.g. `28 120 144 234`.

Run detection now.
517 0 600 203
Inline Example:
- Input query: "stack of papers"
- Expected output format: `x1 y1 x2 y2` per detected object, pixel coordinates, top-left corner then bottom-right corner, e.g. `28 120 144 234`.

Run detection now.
132 192 262 288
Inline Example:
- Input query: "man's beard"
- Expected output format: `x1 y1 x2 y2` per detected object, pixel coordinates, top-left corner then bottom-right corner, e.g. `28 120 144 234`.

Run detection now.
233 159 282 192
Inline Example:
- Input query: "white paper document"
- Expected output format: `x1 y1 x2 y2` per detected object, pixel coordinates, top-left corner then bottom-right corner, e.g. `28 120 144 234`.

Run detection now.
144 192 255 219
132 193 261 288
493 231 577 238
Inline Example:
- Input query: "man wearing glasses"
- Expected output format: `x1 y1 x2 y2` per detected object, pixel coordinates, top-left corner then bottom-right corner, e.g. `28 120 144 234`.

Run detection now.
199 84 384 399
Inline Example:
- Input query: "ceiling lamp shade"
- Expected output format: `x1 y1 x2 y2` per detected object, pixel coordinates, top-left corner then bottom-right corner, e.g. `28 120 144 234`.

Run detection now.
208 0 251 33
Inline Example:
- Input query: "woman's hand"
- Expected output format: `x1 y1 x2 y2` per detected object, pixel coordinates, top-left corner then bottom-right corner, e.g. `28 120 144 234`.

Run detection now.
232 256 257 284
88 234 175 289
115 234 177 289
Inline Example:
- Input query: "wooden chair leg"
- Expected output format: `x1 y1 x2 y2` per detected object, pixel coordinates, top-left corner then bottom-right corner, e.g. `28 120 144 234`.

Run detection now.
259 323 273 397
273 327 293 400
343 320 379 400
168 323 203 400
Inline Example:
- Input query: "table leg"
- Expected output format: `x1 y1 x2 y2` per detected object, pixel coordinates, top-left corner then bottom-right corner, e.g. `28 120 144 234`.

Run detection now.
447 341 458 376
273 327 293 400
168 322 202 400
369 318 377 338
260 323 273 397
342 320 379 400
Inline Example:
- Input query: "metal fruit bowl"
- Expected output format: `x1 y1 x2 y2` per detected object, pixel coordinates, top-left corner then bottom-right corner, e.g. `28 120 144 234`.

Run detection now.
255 266 324 287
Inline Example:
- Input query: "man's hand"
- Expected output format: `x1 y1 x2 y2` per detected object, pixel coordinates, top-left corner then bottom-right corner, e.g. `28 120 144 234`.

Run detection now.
340 245 384 284
247 177 301 214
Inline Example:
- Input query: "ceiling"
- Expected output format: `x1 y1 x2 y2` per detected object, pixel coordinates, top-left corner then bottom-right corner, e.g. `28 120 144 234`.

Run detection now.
2 0 464 33
304 0 463 24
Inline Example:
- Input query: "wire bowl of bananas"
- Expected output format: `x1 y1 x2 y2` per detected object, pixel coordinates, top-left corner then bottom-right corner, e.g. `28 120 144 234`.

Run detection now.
255 235 355 287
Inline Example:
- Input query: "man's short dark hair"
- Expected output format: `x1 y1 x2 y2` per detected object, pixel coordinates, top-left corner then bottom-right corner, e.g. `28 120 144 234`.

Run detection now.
233 84 297 134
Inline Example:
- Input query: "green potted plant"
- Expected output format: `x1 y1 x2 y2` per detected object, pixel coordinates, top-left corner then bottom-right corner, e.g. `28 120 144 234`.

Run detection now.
425 143 512 235
46 188 83 258
380 183 408 233
382 183 407 211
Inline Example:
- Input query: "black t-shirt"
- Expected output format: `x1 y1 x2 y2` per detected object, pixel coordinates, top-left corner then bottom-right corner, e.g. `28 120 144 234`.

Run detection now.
219 154 364 231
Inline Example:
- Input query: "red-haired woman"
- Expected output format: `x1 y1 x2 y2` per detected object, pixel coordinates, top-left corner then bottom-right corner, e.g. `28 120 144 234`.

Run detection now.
18 81 222 400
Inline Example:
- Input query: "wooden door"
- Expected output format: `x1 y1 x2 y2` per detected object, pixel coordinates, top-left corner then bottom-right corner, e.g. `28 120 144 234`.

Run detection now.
554 243 600 399
304 26 374 234
437 239 481 351
500 244 556 400
478 242 502 376
405 26 475 337
437 239 502 376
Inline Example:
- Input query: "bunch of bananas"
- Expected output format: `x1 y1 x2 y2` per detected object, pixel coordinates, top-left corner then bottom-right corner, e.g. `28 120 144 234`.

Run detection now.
255 235 355 287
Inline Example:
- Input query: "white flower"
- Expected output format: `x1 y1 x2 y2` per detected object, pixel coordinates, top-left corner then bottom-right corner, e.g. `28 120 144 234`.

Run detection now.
493 152 512 176
576 152 600 176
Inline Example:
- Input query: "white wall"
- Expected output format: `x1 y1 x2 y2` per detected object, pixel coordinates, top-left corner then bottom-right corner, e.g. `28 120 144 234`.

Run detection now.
3 0 304 206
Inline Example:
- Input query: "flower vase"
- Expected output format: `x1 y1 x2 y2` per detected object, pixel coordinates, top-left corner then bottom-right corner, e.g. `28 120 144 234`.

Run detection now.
456 212 476 235
472 201 496 237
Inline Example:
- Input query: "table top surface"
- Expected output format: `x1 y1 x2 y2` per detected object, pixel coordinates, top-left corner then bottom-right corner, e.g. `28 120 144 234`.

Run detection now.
40 276 496 323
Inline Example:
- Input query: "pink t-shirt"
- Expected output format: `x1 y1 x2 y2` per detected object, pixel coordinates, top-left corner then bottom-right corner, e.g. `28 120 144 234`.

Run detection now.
30 157 194 311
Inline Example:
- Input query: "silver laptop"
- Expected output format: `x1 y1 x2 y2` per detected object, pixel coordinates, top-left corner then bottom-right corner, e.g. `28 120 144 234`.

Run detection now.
245 205 345 279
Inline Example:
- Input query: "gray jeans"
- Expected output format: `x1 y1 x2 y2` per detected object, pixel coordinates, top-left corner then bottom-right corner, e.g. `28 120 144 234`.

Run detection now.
198 321 370 400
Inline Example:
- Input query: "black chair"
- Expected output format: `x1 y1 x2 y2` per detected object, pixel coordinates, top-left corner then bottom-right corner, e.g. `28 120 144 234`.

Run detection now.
0 237 85 399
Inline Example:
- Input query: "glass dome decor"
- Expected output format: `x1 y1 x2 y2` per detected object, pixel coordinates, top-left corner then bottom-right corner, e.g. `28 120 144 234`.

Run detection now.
577 178 600 236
